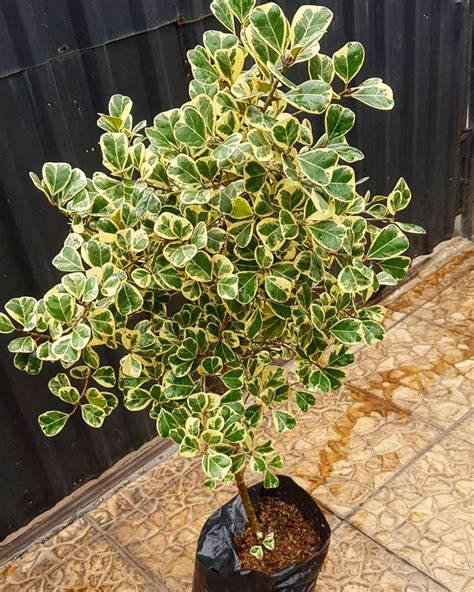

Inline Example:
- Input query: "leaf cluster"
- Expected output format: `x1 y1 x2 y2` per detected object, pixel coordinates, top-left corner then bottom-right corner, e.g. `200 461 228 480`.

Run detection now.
1 1 423 488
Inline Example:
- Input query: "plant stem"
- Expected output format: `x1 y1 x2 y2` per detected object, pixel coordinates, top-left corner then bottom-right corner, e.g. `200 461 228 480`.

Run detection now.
235 468 261 537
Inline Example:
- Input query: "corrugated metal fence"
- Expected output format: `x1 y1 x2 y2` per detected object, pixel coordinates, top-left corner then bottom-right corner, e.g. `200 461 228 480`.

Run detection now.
0 0 471 542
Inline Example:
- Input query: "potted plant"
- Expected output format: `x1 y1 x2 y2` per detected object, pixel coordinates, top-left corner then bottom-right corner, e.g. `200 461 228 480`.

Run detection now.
0 1 423 589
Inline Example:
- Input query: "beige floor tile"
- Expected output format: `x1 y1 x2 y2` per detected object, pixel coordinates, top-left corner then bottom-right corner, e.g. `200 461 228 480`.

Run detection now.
106 463 235 589
351 433 473 591
456 411 474 445
383 247 474 315
29 535 156 591
410 270 474 337
0 518 95 590
318 522 448 591
282 387 439 517
88 452 193 529
348 318 474 431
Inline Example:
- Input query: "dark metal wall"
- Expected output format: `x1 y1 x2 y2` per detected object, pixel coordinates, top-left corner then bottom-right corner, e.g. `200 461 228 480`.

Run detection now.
0 0 470 541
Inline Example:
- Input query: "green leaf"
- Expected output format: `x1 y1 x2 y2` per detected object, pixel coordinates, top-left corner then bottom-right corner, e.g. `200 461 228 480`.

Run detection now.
83 240 112 267
326 166 355 201
5 296 36 327
264 275 292 303
38 411 69 437
271 116 299 150
228 0 256 22
48 373 70 396
175 106 207 148
99 132 130 173
244 161 266 192
367 224 409 260
57 386 80 405
200 356 224 375
116 283 143 316
179 434 200 457
330 319 363 344
164 373 195 399
272 410 296 433
296 390 316 412
285 81 332 114
45 292 75 323
203 30 239 56
296 148 337 185
61 272 86 299
212 132 242 161
351 78 394 110
125 387 151 411
325 105 355 141
290 5 333 50
168 154 201 186
396 222 426 235
362 320 384 345
53 247 84 272
156 408 177 438
202 451 232 480
236 272 258 305
256 218 284 251
89 308 115 337
333 42 365 83
81 404 106 428
379 256 411 280
387 178 412 214
185 251 213 282
217 274 239 300
42 162 72 196
231 196 253 219
71 323 91 350
163 243 198 269
92 366 116 387
8 336 35 353
211 0 235 32
338 265 374 293
309 220 346 251
308 54 334 84
215 47 245 83
262 531 275 550
249 2 289 55
52 334 80 364
309 369 331 392
249 545 263 559
0 312 15 333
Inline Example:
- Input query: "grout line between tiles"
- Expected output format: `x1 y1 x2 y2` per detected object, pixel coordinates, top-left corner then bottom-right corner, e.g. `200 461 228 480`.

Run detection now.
442 408 474 444
335 519 451 591
84 515 167 589
9 529 104 586
342 423 449 524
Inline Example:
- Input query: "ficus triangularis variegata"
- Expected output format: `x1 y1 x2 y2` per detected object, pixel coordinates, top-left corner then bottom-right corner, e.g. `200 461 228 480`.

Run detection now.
1 1 423 508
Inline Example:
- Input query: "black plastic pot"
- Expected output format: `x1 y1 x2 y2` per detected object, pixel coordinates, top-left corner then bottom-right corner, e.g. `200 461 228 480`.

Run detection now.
192 475 331 592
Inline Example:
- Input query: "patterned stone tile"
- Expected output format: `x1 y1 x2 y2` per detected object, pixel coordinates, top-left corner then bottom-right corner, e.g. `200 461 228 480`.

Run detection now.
410 270 474 337
28 535 155 591
456 411 474 445
106 463 235 591
0 518 95 590
383 246 474 315
348 318 474 431
318 522 448 591
88 451 193 528
280 386 439 518
351 433 473 591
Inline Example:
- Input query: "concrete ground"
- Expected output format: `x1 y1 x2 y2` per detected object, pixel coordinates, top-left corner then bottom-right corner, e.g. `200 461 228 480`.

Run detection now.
1 239 473 591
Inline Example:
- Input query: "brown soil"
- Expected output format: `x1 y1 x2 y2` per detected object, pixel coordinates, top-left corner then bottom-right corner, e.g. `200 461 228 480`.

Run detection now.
235 497 321 575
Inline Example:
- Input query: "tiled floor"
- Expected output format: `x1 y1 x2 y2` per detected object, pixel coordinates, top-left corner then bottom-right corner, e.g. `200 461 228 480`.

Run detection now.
1 239 473 591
